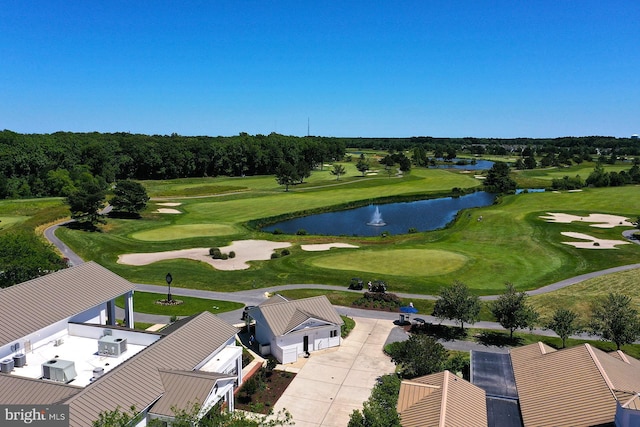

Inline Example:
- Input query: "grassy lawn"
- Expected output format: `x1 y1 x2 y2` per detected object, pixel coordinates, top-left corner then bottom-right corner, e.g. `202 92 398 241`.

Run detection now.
115 291 243 316
30 163 639 296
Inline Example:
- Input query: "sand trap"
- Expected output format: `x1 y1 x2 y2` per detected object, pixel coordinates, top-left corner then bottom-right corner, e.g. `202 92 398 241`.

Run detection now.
560 232 630 249
540 213 633 228
155 208 182 214
157 202 182 207
366 172 378 176
300 243 359 251
474 175 486 180
118 239 291 271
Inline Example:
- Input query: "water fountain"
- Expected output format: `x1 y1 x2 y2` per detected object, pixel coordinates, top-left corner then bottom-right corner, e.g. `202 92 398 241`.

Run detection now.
367 206 386 226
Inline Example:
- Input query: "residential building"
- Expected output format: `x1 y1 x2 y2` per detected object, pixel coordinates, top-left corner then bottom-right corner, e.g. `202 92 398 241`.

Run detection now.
247 294 343 364
0 262 242 426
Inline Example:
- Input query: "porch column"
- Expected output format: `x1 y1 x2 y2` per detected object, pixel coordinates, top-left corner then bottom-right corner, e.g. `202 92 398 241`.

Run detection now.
106 300 117 326
124 291 135 328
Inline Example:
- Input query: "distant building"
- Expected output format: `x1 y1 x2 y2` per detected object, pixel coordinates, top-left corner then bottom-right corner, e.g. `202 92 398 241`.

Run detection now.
631 134 638 139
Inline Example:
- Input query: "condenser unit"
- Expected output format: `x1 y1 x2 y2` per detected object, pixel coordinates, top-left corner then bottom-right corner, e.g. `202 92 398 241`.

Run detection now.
98 336 127 357
42 359 76 383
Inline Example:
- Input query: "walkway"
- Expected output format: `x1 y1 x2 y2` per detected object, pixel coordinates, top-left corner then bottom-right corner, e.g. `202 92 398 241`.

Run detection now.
44 219 640 335
272 317 396 427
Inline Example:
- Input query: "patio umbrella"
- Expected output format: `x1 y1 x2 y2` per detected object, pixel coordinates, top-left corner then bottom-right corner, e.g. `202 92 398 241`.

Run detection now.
400 306 418 314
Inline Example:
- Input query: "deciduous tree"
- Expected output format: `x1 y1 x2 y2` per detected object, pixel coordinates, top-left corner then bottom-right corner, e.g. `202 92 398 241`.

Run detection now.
491 283 538 338
330 164 346 180
387 334 447 379
274 162 298 192
545 308 581 348
110 180 149 217
590 293 640 350
348 374 401 427
0 232 67 288
433 281 480 332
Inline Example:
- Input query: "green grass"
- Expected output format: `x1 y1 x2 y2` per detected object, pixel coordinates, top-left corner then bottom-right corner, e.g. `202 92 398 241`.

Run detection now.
43 167 640 296
115 291 243 316
341 315 355 338
529 268 640 322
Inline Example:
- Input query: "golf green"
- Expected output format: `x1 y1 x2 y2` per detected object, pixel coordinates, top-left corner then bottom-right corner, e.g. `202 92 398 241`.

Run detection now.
310 249 469 276
130 223 238 241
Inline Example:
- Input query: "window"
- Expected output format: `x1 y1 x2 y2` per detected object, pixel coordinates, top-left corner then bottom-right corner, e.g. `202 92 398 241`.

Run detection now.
330 330 337 338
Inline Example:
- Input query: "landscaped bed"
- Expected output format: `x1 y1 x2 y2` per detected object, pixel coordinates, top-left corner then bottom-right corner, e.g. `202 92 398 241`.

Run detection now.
235 365 297 414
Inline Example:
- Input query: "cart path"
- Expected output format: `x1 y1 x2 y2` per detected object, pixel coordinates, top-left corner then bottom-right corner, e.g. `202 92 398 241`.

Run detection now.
45 219 640 305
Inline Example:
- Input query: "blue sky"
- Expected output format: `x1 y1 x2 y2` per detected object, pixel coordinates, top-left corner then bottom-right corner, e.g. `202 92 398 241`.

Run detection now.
2 1 638 138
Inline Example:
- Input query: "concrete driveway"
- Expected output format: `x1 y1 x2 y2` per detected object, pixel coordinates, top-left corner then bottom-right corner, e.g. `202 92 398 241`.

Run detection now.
272 317 397 427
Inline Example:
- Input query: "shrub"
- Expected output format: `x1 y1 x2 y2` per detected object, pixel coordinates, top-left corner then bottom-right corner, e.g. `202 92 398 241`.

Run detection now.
281 248 290 256
407 227 418 234
271 252 281 259
210 248 224 259
272 229 283 235
296 229 307 235
353 291 401 311
220 253 229 260
228 251 236 258
265 358 277 372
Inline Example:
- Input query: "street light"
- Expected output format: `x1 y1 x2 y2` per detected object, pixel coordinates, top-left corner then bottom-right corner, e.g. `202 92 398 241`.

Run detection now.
165 272 173 302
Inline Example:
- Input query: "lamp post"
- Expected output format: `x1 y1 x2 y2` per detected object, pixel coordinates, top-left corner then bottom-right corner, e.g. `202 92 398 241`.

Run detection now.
165 272 173 302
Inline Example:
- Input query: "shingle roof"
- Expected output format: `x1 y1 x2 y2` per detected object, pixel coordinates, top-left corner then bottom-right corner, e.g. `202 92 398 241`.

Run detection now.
397 370 487 427
0 374 82 404
63 311 238 427
0 262 136 346
510 342 640 427
256 295 343 336
150 370 235 417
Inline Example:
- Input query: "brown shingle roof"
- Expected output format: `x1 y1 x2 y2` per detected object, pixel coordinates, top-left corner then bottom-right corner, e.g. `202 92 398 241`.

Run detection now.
398 371 487 427
257 295 343 336
63 311 238 427
149 370 235 417
0 262 136 346
511 342 640 427
0 374 82 404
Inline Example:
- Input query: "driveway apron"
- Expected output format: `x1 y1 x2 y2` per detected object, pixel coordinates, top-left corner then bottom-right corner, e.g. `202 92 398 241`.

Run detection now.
272 317 396 427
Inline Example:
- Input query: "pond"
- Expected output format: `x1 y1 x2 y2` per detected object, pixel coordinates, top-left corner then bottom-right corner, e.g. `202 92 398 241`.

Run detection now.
434 159 495 170
262 191 496 237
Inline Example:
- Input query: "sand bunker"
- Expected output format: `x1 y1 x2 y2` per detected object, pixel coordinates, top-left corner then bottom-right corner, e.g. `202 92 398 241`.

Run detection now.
157 202 182 207
155 208 182 214
540 213 634 228
118 239 291 271
300 243 359 251
560 232 630 249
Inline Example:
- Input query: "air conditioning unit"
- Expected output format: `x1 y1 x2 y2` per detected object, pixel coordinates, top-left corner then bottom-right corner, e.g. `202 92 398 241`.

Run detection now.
1 359 14 373
98 336 127 357
42 359 76 383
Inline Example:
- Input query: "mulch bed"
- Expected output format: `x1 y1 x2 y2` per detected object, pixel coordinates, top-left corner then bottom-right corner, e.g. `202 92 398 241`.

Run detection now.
235 368 296 414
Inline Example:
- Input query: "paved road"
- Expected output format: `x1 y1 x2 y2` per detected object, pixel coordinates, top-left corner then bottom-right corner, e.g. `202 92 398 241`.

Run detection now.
45 219 640 343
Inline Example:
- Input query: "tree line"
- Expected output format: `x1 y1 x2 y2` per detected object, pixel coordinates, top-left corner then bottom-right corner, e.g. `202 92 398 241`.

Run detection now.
0 130 345 199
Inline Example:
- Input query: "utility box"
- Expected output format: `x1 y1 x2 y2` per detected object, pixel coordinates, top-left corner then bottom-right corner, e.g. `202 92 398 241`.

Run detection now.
98 336 127 357
42 359 76 383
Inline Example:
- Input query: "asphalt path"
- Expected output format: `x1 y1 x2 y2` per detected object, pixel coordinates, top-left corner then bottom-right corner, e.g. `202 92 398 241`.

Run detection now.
45 219 640 346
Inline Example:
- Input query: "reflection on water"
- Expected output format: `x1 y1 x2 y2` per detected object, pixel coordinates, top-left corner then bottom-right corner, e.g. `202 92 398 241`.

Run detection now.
262 192 496 237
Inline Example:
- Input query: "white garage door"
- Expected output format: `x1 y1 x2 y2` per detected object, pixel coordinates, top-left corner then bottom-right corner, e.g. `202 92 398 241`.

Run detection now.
282 347 298 364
